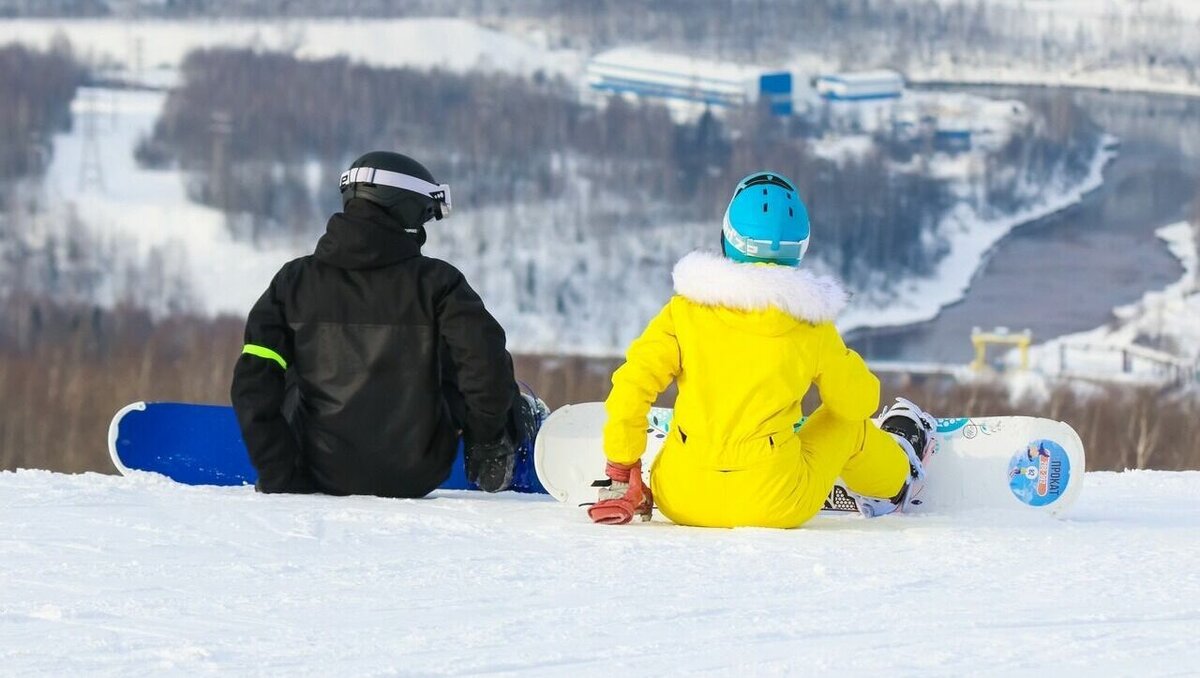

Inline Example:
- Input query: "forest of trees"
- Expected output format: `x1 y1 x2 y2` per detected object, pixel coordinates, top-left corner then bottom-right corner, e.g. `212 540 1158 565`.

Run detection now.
142 48 1096 287
2 296 1197 474
980 90 1103 215
0 42 82 188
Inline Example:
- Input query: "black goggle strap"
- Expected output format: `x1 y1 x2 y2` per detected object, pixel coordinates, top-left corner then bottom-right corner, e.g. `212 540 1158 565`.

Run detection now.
339 166 453 217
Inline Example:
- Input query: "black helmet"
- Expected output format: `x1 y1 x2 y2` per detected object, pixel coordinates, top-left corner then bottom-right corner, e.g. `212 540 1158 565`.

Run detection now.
339 151 453 229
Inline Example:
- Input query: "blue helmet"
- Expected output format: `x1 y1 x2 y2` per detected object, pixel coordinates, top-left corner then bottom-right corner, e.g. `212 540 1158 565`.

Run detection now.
721 171 810 267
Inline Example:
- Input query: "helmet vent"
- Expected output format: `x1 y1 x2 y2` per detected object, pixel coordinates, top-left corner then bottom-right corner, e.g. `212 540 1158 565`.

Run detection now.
789 207 794 217
762 203 768 212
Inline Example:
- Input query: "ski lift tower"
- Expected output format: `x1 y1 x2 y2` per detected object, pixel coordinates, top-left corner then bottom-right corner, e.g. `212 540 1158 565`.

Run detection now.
971 326 1032 373
78 87 106 193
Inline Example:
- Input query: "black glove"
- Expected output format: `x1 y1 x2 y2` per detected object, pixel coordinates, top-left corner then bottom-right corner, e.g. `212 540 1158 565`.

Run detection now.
465 434 515 493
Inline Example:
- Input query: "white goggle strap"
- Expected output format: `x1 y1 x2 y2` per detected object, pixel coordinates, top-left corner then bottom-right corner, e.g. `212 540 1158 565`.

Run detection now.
722 217 808 261
339 167 452 215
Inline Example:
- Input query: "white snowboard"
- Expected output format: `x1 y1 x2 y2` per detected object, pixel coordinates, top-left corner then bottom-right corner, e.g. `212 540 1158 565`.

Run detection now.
533 402 1085 518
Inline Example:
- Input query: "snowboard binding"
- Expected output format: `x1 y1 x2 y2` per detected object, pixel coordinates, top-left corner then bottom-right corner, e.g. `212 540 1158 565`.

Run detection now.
857 397 938 518
506 389 551 493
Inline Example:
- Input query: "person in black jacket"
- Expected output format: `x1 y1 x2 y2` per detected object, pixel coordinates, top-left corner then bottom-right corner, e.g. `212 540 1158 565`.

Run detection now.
231 151 528 497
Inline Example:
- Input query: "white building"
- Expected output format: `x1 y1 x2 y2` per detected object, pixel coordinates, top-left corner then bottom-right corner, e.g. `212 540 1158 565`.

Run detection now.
815 70 905 101
585 48 759 109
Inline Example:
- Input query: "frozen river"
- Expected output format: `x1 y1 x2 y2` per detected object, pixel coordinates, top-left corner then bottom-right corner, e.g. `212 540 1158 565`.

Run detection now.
848 88 1199 363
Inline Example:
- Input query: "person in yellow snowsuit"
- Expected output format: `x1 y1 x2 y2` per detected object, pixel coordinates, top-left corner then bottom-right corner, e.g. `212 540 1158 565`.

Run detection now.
589 172 937 528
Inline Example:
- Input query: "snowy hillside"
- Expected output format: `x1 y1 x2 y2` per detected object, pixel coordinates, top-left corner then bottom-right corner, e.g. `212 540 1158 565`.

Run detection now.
35 84 1113 352
3 7 1198 98
2 469 1198 674
898 0 1200 96
35 88 297 316
0 18 579 85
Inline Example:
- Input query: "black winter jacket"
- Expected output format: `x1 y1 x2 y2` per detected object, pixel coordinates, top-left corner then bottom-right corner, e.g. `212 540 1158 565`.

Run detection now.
230 200 517 497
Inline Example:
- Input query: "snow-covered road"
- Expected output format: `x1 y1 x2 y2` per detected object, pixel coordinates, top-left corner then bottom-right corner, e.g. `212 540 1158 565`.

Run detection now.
2 470 1197 675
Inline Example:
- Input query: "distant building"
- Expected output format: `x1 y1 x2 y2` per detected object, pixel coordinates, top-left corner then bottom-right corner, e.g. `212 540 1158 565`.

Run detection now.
586 48 753 108
934 119 973 152
815 70 904 101
585 48 794 115
759 72 794 116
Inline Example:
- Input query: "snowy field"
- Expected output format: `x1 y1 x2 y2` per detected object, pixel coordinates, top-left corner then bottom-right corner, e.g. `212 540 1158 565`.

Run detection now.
40 87 300 316
2 469 1198 675
896 0 1200 96
908 59 1200 100
0 18 579 85
905 10 1200 96
919 0 1200 21
3 8 1198 97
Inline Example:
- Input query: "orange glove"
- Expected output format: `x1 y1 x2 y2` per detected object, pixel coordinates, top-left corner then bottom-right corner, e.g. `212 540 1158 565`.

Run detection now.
587 460 653 525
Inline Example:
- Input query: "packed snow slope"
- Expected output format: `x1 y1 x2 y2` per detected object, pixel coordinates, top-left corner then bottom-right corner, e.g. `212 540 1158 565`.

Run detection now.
2 470 1197 675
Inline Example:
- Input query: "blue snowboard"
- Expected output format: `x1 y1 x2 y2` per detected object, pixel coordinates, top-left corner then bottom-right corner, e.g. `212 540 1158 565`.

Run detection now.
107 401 546 494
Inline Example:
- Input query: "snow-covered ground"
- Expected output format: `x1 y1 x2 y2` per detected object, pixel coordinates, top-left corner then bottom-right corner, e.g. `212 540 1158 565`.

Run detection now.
908 59 1200 100
921 0 1200 20
895 0 1200 97
3 8 1198 97
1 468 1197 674
0 18 580 87
1026 220 1199 384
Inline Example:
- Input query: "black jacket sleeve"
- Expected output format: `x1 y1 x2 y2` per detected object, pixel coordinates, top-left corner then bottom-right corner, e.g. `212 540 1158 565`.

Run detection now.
230 267 315 494
436 270 518 446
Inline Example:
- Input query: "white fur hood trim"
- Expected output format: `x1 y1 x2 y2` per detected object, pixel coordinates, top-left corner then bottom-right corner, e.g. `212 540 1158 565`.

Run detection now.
671 250 847 323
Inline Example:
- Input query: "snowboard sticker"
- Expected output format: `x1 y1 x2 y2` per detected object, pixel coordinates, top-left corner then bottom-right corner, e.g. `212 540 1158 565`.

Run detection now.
1007 439 1072 507
108 401 547 494
535 402 1085 517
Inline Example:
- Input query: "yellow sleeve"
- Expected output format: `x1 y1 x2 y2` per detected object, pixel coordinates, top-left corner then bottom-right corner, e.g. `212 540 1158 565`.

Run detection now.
813 322 880 421
603 301 681 466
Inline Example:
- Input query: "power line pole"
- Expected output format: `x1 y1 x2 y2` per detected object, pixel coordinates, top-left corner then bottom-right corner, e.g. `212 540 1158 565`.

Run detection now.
210 110 234 228
26 130 49 214
132 35 144 86
78 88 105 193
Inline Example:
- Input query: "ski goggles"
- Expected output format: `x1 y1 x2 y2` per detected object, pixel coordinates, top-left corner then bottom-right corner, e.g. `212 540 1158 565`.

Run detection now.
722 216 809 262
339 166 453 219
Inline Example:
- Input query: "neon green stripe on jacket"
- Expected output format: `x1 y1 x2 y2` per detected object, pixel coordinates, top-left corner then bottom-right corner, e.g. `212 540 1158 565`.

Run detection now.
242 344 288 370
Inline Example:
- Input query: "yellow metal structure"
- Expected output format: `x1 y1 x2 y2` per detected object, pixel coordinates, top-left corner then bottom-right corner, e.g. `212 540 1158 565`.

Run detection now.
971 327 1032 372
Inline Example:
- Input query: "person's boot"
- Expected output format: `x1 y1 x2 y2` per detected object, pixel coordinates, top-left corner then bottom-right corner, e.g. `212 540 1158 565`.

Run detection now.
856 398 938 518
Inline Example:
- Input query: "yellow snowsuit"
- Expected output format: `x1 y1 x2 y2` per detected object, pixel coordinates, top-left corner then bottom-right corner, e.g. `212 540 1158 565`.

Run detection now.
603 251 909 528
